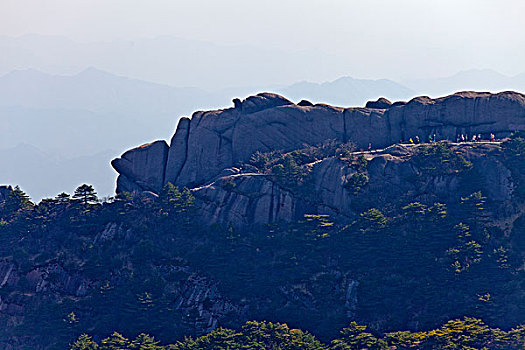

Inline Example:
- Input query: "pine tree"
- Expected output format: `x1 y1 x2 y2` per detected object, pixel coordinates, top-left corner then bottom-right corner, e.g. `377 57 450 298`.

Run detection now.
157 182 181 214
55 192 71 204
72 184 98 206
2 185 33 220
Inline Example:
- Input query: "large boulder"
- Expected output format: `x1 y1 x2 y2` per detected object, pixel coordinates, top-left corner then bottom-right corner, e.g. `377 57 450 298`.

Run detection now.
365 97 392 109
164 98 347 187
235 92 294 114
112 140 168 193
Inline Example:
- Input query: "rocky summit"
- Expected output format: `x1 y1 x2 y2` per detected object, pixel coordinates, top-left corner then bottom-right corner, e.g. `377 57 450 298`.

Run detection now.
112 91 525 228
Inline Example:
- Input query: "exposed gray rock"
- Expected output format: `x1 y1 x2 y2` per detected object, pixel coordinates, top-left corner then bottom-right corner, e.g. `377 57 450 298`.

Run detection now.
383 91 525 143
29 263 91 296
112 140 169 192
236 92 294 114
93 222 127 244
115 173 142 193
193 174 297 228
113 91 525 211
233 98 242 109
0 260 17 288
173 271 247 334
345 280 359 317
365 97 392 109
391 101 407 107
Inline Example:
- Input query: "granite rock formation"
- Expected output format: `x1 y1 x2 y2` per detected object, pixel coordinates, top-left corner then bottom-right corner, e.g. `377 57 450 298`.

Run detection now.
111 140 168 193
365 97 392 109
112 91 525 227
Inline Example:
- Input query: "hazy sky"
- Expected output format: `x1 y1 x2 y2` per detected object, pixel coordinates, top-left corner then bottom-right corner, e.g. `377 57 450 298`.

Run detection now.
2 0 525 80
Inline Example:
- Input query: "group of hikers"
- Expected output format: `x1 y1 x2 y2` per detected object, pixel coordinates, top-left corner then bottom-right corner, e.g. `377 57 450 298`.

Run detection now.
455 133 496 143
365 132 499 151
404 132 497 145
407 134 437 144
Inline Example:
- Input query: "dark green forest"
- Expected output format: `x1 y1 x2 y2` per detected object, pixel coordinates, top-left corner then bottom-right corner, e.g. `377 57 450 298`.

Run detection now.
1 137 525 349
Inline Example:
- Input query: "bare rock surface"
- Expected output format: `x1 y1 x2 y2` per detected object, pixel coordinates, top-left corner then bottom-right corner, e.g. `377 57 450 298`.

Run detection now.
365 97 392 109
112 140 168 192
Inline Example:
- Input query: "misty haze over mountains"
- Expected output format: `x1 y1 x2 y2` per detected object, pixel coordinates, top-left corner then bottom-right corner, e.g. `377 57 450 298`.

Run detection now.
404 69 525 97
0 34 355 89
1 34 524 201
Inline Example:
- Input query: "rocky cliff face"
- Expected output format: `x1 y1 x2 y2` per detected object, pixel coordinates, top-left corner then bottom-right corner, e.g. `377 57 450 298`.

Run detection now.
191 142 513 228
112 91 525 227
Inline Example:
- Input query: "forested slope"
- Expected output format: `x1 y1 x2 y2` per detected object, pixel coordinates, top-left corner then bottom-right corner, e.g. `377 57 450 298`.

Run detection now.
1 135 524 349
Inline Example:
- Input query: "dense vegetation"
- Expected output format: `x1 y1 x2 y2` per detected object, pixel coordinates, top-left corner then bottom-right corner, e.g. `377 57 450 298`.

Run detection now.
0 138 524 349
247 140 356 190
70 318 525 350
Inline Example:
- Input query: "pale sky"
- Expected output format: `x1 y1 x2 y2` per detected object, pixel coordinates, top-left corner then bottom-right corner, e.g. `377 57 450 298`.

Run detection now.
1 0 525 80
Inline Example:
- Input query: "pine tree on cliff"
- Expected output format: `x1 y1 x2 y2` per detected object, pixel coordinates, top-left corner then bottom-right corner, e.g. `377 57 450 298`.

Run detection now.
55 192 71 204
72 184 98 206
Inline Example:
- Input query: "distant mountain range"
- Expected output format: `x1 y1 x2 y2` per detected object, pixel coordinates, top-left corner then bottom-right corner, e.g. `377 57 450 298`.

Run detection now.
0 68 217 156
0 34 356 89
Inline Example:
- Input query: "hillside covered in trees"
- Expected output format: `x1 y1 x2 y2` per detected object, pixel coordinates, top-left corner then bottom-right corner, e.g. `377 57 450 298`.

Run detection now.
1 132 524 349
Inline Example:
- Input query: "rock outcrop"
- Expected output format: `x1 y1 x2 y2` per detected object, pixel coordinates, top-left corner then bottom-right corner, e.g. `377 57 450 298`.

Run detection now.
112 91 525 227
113 91 525 194
365 97 392 109
112 140 168 193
